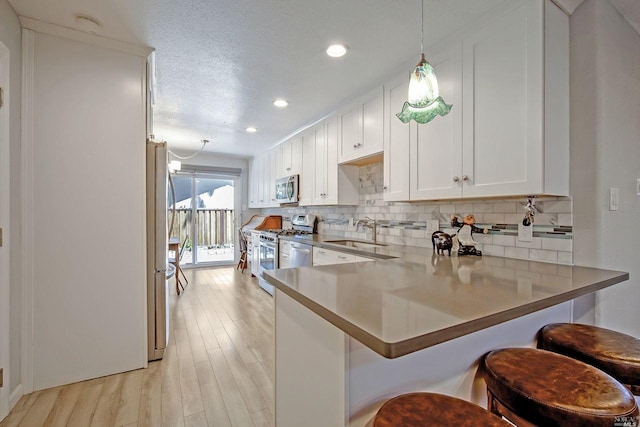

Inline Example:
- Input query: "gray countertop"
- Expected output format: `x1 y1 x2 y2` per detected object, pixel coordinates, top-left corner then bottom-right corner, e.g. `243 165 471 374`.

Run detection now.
265 235 629 358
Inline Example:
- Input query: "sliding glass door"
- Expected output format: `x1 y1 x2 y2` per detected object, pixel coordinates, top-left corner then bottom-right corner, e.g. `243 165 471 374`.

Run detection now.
169 173 236 266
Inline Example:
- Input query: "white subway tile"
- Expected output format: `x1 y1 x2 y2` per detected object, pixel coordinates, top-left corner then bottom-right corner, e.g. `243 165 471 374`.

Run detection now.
493 202 518 213
483 213 505 224
516 237 542 249
541 200 572 213
473 203 494 213
504 214 523 225
529 249 558 263
482 245 505 257
505 247 530 260
493 234 516 247
557 214 573 226
440 204 456 213
558 251 573 265
541 238 573 252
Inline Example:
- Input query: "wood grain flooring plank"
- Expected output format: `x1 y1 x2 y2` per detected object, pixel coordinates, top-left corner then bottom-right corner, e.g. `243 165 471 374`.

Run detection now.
137 361 162 427
161 344 185 427
17 387 61 427
42 381 83 427
175 328 205 417
250 408 274 427
113 369 144 426
220 346 266 414
207 347 255 427
90 374 124 427
184 411 208 427
65 379 104 427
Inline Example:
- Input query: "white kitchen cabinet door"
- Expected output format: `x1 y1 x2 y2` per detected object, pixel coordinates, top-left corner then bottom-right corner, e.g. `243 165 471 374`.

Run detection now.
410 41 463 200
462 0 541 197
338 102 360 163
338 87 384 164
279 136 303 177
268 148 278 207
324 114 359 206
312 123 327 205
360 86 384 157
299 128 315 206
383 72 412 201
248 157 262 208
461 0 568 198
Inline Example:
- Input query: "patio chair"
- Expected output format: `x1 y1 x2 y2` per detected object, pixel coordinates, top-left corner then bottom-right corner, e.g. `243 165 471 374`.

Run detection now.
237 228 248 273
169 236 189 294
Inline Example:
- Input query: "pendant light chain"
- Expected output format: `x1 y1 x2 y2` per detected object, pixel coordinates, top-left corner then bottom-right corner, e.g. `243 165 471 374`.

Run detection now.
420 0 424 55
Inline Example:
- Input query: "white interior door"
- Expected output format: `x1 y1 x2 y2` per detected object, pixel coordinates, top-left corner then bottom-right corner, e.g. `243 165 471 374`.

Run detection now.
0 41 11 421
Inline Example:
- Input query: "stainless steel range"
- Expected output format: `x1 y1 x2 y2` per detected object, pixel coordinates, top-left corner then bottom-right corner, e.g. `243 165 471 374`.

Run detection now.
258 214 317 295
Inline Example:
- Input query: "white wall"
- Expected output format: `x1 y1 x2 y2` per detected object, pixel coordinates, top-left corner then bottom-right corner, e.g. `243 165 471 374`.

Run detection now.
0 0 22 402
571 0 640 336
26 31 148 390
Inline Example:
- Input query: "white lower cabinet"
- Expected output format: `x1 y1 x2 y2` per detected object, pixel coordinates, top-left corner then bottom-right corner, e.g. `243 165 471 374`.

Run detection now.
279 239 291 269
312 247 373 266
384 0 569 201
250 232 260 277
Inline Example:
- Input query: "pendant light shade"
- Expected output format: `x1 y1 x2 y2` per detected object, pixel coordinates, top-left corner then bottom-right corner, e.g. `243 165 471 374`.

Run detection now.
397 0 452 124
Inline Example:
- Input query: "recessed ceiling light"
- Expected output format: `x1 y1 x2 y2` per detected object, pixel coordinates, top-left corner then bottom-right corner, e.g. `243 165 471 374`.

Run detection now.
273 99 289 108
326 44 348 58
246 127 257 133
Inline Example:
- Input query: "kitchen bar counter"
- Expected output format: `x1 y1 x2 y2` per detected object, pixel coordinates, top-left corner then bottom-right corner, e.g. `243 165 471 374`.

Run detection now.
266 237 628 358
266 237 629 427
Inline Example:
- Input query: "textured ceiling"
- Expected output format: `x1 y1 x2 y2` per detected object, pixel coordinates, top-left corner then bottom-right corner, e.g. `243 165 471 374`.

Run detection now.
8 0 639 158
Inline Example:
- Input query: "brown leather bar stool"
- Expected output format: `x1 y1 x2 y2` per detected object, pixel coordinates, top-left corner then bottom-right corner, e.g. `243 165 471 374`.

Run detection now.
373 392 512 427
538 323 640 396
482 348 639 426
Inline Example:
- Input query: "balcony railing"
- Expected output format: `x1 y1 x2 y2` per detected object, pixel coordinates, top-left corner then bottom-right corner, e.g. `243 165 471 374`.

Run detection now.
169 208 234 249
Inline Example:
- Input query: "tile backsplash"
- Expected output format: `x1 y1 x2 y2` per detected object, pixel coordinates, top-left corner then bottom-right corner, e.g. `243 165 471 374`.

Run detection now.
262 162 573 265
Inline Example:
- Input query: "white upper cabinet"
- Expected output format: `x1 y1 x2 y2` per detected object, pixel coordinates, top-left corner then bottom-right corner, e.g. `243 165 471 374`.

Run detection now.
339 87 384 164
384 0 569 201
460 0 568 198
383 72 412 202
279 136 302 178
299 127 316 206
299 116 359 206
267 148 278 207
411 41 464 200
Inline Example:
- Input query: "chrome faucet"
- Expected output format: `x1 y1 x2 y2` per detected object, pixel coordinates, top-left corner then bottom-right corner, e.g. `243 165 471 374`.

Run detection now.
356 217 377 243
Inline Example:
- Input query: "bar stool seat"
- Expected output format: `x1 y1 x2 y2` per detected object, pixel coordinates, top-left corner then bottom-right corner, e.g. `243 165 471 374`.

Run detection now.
373 392 512 427
482 348 638 426
538 323 640 395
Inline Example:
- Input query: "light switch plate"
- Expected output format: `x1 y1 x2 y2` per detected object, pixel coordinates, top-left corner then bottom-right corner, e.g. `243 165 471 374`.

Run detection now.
610 187 619 211
426 220 440 234
518 223 533 242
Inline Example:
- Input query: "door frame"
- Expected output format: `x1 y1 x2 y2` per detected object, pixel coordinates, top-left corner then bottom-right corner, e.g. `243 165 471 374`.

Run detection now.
0 40 11 421
173 171 237 268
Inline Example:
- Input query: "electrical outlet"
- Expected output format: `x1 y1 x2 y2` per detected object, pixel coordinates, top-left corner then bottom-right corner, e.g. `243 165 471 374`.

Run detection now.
636 178 640 196
518 223 533 242
609 187 619 211
348 218 354 227
426 220 440 234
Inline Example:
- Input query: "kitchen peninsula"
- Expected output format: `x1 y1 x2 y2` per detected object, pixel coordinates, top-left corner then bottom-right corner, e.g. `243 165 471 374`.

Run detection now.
264 238 629 427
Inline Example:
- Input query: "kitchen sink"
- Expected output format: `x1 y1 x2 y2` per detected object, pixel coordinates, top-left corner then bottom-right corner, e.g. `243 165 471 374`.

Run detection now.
325 240 387 249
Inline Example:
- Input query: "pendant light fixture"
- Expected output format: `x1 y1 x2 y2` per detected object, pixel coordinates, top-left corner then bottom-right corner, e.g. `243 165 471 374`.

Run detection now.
397 0 452 124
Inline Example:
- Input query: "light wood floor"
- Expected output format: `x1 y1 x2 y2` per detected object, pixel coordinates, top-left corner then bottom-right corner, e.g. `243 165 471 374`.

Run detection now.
1 267 275 427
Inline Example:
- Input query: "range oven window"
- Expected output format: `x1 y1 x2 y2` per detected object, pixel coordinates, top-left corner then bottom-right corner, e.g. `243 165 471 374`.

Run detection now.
259 240 276 271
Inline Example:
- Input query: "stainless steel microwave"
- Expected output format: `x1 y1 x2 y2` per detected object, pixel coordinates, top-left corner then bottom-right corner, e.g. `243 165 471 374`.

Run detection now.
275 174 299 204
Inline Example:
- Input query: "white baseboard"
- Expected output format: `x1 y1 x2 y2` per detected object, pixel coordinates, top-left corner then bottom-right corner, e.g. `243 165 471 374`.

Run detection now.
9 384 23 410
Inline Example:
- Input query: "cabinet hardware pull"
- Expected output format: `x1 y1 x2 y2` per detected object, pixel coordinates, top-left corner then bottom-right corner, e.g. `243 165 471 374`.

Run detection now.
462 175 469 182
453 176 460 182
383 186 388 190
